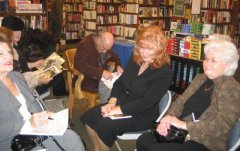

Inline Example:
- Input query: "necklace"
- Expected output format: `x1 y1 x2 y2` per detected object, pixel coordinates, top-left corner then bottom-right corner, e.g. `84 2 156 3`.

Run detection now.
204 79 214 91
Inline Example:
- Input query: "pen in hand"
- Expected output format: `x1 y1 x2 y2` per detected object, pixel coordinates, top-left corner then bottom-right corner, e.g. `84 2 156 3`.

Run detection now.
48 117 54 120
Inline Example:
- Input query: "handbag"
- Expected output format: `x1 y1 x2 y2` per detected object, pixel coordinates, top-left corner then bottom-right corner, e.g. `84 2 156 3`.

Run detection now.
152 125 188 144
11 135 48 151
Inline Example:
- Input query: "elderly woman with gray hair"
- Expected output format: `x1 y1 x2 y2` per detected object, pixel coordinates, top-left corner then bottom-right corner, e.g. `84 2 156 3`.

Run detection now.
137 39 240 151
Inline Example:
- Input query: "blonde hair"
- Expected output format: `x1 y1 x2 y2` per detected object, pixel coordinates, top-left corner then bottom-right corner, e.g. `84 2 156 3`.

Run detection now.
133 26 170 68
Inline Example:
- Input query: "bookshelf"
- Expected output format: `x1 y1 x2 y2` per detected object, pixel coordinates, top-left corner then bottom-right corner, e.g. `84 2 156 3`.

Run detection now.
83 0 97 36
0 0 48 31
96 1 120 34
62 0 83 44
118 0 139 38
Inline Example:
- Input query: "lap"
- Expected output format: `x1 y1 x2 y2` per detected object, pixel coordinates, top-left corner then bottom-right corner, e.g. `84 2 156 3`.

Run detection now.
32 129 84 151
81 105 151 147
137 132 209 151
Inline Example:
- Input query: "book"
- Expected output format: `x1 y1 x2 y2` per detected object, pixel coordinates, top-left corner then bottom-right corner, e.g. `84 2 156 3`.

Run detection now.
33 52 65 79
109 114 132 120
20 109 68 136
101 72 122 89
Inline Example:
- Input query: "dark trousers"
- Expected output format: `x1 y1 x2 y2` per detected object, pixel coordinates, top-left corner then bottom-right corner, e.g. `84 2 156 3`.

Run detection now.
136 132 209 151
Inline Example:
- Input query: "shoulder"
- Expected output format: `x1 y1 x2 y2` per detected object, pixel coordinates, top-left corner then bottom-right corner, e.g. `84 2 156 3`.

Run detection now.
8 71 24 80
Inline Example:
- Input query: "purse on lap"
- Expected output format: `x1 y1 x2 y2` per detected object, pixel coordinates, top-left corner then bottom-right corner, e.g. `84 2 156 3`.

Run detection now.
11 135 48 151
152 125 188 144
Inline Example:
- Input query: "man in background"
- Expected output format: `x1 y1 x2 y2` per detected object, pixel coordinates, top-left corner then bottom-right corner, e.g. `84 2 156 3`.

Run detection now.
74 32 123 103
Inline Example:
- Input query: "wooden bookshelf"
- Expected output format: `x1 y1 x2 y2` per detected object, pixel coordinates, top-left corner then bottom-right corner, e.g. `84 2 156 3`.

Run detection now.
0 0 48 31
62 0 83 44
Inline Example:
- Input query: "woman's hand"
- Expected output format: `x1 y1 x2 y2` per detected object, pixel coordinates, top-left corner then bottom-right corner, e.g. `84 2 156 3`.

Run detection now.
108 106 123 116
101 103 116 117
38 77 53 85
156 115 172 136
34 59 45 67
27 59 45 69
168 116 187 130
29 111 53 128
117 66 124 74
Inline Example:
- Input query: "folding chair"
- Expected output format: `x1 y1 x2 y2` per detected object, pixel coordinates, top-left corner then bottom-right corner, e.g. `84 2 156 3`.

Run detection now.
115 90 172 151
227 119 240 151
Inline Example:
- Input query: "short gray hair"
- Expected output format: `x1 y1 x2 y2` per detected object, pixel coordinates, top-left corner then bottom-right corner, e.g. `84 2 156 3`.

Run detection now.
204 40 239 76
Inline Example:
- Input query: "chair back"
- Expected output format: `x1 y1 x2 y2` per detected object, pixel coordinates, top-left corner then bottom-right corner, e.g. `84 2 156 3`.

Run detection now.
64 48 79 75
156 90 172 122
227 119 240 151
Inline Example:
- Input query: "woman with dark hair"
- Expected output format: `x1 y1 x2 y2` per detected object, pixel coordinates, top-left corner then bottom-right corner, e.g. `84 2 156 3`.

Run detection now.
81 26 173 151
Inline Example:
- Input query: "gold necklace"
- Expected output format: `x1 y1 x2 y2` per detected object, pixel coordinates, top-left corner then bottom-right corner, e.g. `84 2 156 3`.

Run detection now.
204 80 214 91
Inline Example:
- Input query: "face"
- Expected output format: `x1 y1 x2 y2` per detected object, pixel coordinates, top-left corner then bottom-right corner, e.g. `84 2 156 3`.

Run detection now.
203 50 228 79
0 42 13 73
139 48 155 64
96 37 113 53
12 31 22 44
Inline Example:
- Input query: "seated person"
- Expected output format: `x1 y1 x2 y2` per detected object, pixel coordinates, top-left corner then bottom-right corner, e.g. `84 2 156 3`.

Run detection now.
81 26 173 151
74 31 123 103
136 39 240 151
0 29 85 151
2 16 68 96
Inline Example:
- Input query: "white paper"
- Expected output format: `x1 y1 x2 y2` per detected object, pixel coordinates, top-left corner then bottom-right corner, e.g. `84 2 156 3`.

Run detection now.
101 72 122 89
20 109 68 136
109 114 132 120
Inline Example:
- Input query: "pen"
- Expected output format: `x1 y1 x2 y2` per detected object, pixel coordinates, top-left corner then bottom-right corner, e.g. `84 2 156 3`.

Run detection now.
48 117 54 120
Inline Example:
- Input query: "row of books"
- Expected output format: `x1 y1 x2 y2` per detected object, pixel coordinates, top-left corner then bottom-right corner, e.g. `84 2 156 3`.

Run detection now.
97 15 118 24
201 0 232 9
66 0 82 2
119 13 138 24
202 10 231 24
139 0 159 5
171 60 202 89
64 3 83 12
85 21 96 30
97 25 136 38
97 4 117 14
121 4 139 14
67 13 82 22
17 16 47 30
83 1 96 10
159 6 173 17
139 7 158 17
84 10 96 20
66 23 82 31
66 31 79 40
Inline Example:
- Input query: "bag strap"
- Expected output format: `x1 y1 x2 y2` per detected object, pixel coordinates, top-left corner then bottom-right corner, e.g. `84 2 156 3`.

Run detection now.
50 136 65 151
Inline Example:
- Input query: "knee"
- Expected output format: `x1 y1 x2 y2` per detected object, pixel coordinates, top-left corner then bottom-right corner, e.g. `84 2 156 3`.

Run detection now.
136 132 155 151
64 130 85 151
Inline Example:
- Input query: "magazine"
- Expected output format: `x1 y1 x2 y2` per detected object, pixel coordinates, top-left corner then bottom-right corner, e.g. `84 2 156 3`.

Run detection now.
33 52 65 79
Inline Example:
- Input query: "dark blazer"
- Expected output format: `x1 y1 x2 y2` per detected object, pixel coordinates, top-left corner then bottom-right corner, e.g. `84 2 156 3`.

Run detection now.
167 74 240 151
0 71 42 150
111 56 173 124
74 34 121 92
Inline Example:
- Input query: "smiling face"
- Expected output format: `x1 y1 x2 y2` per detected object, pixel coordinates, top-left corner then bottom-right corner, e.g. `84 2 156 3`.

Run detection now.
139 48 156 64
203 49 229 79
0 42 13 73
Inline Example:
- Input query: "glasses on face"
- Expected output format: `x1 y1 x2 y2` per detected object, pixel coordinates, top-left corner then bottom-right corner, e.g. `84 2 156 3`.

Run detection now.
203 57 222 64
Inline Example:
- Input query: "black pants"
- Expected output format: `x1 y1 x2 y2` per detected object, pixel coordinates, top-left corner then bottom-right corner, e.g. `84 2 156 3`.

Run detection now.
136 132 209 151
